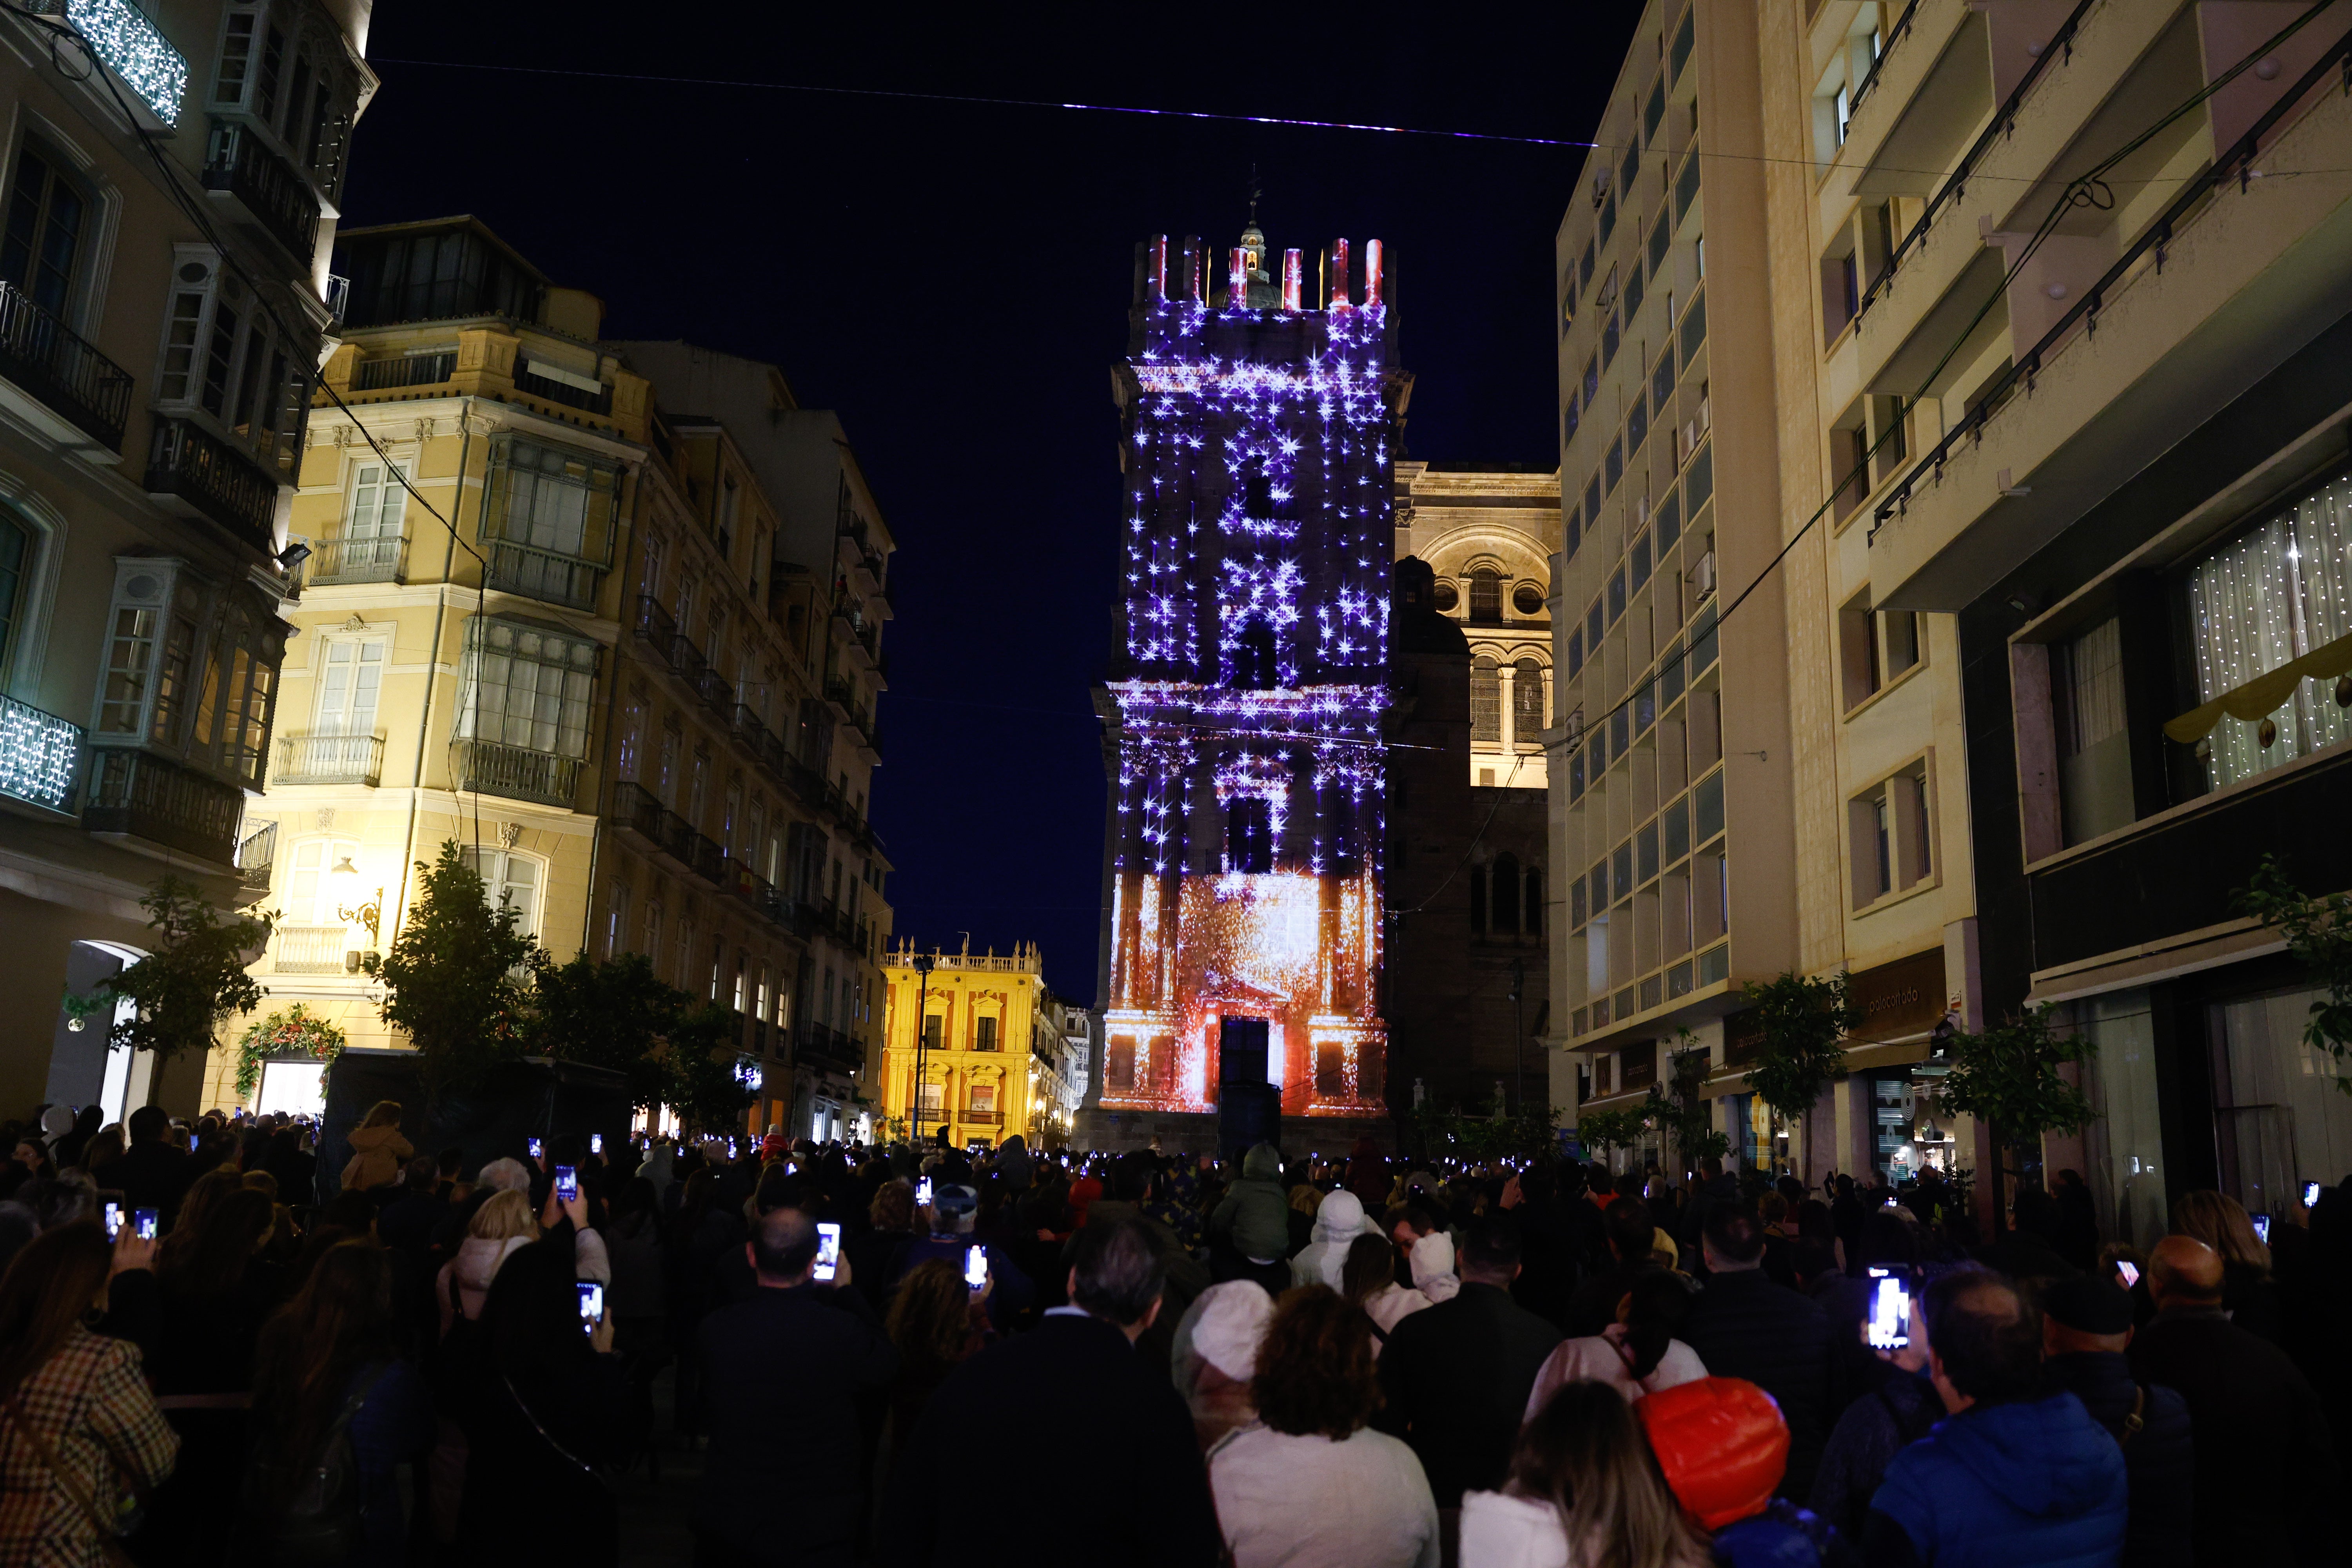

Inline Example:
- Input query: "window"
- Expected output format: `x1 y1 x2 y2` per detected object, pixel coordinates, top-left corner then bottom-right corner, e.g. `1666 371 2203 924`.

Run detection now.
312 637 383 736
1226 795 1274 873
0 510 31 682
976 1016 998 1051
1566 627 1584 678
152 249 311 478
480 436 621 564
344 461 408 561
922 1013 943 1051
717 473 739 561
461 848 543 938
606 882 629 958
1848 759 1935 909
1512 659 1544 742
1471 657 1501 743
2181 475 2352 794
94 561 281 784
1492 853 1521 936
1513 583 1544 616
1469 569 1502 623
969 1082 996 1114
283 837 359 926
2 141 90 318
2054 616 2131 844
212 3 358 193
454 618 599 759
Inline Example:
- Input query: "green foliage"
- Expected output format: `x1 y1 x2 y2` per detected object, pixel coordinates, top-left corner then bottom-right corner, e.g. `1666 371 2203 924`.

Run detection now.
232 1002 346 1099
83 878 273 1069
2234 855 2352 1097
1646 1031 1730 1164
530 950 687 1111
1745 969 1863 1121
1574 1105 1651 1158
360 841 541 1098
662 1004 757 1135
1932 1004 2096 1159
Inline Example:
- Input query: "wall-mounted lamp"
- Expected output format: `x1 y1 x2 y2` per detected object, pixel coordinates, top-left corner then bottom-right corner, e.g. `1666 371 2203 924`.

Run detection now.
331 852 382 946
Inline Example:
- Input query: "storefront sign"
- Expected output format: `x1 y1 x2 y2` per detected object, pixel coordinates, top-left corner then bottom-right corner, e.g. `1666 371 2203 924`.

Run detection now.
1620 1038 1657 1089
1848 949 1947 1043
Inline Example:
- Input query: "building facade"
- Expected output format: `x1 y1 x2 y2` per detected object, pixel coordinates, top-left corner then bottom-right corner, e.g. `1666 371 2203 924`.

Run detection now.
0 0 371 1122
878 941 1046 1149
1083 224 1406 1151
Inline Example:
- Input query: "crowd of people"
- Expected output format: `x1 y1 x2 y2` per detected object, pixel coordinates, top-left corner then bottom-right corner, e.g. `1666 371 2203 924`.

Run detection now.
0 1103 2346 1568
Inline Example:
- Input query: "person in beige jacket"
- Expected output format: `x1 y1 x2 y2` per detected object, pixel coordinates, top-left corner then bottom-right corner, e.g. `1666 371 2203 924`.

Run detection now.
339 1101 413 1192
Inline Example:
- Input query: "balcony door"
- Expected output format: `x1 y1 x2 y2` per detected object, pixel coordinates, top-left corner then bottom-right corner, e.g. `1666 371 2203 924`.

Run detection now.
314 637 384 737
344 462 407 571
460 847 543 943
1 142 89 318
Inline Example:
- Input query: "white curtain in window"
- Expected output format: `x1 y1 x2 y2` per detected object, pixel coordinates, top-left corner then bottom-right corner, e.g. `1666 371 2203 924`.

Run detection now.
314 639 383 736
456 621 596 758
2187 475 2352 789
461 848 541 940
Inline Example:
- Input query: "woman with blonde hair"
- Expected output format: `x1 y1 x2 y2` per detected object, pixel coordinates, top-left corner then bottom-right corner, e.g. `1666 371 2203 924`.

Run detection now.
434 1188 538 1333
2170 1189 2281 1341
1463 1380 1711 1568
339 1101 412 1193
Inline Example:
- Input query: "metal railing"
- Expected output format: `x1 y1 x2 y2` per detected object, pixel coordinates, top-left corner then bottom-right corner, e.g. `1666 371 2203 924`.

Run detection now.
236 818 277 902
1844 0 1920 119
273 924 350 975
274 731 384 786
451 738 580 808
147 417 278 549
0 279 132 449
201 119 318 262
1872 22 2352 537
304 532 407 585
82 746 243 865
484 539 603 610
1855 0 2098 324
352 352 454 391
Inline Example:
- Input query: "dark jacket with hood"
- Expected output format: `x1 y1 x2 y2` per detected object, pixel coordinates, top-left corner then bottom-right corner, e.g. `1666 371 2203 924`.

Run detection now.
2039 1351 2191 1568
1863 1391 2127 1568
1682 1267 1833 1499
1209 1144 1289 1263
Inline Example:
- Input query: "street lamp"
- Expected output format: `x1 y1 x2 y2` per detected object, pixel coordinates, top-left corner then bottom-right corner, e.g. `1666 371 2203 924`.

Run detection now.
911 951 935 1147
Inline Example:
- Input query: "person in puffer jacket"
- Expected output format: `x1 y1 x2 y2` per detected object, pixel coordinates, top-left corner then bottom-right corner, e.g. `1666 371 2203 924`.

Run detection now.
1210 1143 1291 1267
1863 1270 2125 1568
1638 1375 1852 1568
1291 1187 1382 1289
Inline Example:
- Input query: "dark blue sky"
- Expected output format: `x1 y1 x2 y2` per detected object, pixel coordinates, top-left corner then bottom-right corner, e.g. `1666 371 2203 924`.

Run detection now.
345 4 1642 1004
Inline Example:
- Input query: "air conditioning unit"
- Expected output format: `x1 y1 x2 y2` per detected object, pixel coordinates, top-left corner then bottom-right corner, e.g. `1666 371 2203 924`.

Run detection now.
1693 552 1717 599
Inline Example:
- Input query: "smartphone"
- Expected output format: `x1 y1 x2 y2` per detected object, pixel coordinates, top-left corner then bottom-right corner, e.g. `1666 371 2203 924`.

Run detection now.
575 1281 603 1324
2303 1180 2322 1207
915 1176 934 1207
964 1244 988 1290
2251 1213 2271 1244
1865 1269 1909 1350
2116 1260 2141 1289
554 1165 578 1201
590 1134 603 1155
813 1222 842 1283
133 1208 158 1242
103 1201 122 1240
528 1137 543 1159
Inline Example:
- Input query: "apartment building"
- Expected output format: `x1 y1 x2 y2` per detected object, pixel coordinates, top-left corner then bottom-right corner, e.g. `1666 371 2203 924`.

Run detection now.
0 0 371 1120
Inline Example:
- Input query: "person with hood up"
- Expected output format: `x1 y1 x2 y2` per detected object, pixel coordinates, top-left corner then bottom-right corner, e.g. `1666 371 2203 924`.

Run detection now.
1639 1376 1847 1568
1213 1144 1293 1289
1172 1278 1274 1448
339 1100 413 1193
1292 1187 1382 1289
1408 1228 1462 1305
996 1133 1034 1193
37 1103 76 1167
1862 1270 2125 1568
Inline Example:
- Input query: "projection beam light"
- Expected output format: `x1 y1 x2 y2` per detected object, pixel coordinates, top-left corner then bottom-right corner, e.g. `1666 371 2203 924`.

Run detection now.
1100 229 1397 1121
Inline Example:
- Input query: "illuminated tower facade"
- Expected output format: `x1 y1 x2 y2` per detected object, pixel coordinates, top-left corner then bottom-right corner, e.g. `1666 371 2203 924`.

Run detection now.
1095 226 1410 1124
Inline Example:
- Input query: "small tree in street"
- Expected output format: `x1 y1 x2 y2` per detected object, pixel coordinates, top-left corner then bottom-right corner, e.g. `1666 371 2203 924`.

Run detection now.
1575 1104 1651 1164
361 841 541 1100
2234 855 2352 1096
1647 1030 1730 1172
1746 969 1864 1181
530 950 687 1113
73 878 273 1103
662 1004 758 1136
1931 1004 2096 1229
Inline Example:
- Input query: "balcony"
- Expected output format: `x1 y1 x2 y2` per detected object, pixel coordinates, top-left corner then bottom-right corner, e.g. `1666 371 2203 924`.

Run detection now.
83 747 243 866
273 731 385 786
797 1021 864 1074
484 539 603 612
201 119 318 264
146 417 279 552
0 279 133 450
451 738 580 809
352 352 455 392
303 532 407 586
609 780 726 886
32 0 187 127
235 819 276 904
272 923 352 975
514 359 613 415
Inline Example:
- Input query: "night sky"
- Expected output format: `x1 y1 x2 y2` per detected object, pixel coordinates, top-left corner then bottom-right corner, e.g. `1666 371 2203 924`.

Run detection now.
342 4 1644 1004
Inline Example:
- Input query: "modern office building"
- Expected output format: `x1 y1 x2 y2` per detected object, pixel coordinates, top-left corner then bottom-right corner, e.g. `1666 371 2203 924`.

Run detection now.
0 0 372 1120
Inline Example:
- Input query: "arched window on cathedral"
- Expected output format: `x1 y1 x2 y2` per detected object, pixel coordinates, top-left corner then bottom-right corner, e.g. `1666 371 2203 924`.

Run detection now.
1513 657 1546 745
1232 618 1277 690
1492 852 1521 936
1470 568 1503 623
1471 657 1501 743
1525 867 1544 937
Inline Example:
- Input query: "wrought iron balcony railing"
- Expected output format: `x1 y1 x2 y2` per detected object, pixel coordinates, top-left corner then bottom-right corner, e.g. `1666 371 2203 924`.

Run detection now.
273 731 384 786
484 539 602 611
201 119 318 263
0 279 132 449
303 532 407 585
147 417 278 550
236 818 277 903
352 352 455 392
83 746 243 866
451 738 580 808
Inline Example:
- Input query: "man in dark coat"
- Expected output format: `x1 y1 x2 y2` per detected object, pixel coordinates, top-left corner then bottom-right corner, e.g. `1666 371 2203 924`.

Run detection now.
1563 1195 1664 1337
1679 1154 1740 1258
695 1206 898 1566
1680 1201 1833 1498
2040 1274 2192 1568
1375 1214 1562 1507
91 1105 191 1224
2129 1235 2338 1568
880 1217 1220 1568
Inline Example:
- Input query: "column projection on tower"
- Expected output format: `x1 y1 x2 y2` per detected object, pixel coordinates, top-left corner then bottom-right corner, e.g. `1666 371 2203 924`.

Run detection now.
1098 228 1406 1119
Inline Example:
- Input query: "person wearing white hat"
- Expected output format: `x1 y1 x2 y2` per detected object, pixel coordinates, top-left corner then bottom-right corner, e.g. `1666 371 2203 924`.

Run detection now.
1172 1279 1276 1448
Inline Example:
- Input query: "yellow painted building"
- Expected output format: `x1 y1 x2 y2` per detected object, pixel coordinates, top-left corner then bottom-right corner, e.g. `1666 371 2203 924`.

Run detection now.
878 942 1045 1149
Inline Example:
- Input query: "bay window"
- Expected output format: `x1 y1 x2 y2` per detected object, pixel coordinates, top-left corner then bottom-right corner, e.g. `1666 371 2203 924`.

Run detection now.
454 617 598 760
